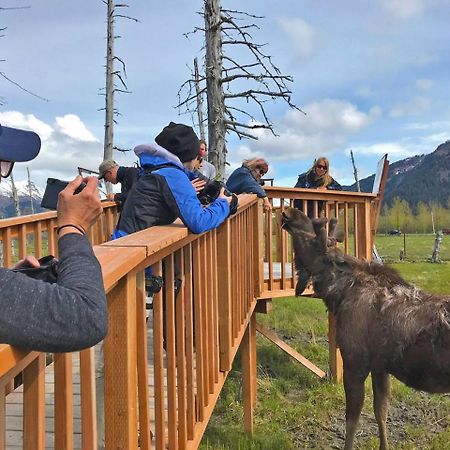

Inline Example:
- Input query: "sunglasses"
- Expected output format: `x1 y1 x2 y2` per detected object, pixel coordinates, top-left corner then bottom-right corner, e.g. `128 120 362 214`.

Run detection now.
259 169 266 176
0 161 14 178
316 164 327 170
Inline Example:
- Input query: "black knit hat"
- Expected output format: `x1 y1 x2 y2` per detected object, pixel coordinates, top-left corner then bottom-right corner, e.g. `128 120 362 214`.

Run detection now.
155 122 200 163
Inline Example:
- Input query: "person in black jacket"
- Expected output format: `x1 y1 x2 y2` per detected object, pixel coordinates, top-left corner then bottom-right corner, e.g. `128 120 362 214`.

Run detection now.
98 159 139 207
294 156 342 218
0 123 107 352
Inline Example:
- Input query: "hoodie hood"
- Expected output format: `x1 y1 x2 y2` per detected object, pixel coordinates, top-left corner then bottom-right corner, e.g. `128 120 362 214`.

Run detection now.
134 142 185 170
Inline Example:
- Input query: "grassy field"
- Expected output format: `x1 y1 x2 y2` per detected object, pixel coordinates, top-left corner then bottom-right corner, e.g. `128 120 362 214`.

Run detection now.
200 236 450 449
375 234 450 262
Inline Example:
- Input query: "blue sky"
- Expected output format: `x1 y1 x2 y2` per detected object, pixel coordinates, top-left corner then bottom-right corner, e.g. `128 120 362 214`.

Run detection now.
1 0 450 191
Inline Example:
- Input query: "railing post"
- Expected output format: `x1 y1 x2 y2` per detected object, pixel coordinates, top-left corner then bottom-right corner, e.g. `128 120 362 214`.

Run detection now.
356 200 372 260
54 353 74 450
104 272 138 449
217 220 233 372
328 312 343 382
242 312 257 433
254 199 264 298
23 353 45 450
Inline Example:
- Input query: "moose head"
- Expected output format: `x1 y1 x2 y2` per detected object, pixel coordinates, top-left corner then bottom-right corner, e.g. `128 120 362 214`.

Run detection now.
281 208 340 296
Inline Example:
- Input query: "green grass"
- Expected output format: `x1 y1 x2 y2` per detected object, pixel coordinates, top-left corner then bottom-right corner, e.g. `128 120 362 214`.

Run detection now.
375 234 450 262
200 258 450 449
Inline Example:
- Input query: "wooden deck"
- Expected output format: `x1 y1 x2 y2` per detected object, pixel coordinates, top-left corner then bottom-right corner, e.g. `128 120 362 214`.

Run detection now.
5 312 162 449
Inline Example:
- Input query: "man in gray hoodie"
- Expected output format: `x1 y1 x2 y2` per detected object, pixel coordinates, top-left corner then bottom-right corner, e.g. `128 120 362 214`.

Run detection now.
0 124 107 352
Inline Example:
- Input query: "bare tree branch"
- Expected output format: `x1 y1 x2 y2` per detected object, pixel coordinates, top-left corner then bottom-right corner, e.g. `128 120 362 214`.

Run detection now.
0 72 49 101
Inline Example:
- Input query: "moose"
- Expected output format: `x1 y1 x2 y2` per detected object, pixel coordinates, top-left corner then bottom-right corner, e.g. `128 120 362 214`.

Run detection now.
281 208 450 450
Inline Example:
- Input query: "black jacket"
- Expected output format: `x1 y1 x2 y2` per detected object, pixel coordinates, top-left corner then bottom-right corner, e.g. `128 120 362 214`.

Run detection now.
293 171 342 218
114 166 140 205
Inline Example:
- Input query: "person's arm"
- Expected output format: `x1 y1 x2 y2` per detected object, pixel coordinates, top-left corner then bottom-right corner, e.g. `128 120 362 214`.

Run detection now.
159 168 231 234
114 191 127 204
227 169 266 198
0 176 108 353
327 177 342 190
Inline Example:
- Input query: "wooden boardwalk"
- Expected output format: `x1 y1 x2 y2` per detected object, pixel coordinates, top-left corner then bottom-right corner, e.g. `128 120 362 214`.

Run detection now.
4 312 164 449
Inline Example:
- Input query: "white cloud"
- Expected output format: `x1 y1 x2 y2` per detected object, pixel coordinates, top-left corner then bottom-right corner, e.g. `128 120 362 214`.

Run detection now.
55 114 99 142
0 111 53 140
228 99 378 165
380 0 425 19
416 78 433 91
0 111 106 190
389 97 431 117
350 142 416 157
277 17 317 62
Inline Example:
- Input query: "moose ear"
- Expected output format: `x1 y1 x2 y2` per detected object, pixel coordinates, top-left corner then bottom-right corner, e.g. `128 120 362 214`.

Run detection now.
312 217 328 253
328 218 338 239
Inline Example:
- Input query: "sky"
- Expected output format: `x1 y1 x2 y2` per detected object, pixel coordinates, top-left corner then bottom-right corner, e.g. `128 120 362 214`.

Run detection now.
1 0 450 193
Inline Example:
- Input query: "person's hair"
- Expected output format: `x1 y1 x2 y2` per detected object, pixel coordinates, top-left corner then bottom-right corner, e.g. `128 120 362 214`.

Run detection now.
243 157 269 175
308 156 332 186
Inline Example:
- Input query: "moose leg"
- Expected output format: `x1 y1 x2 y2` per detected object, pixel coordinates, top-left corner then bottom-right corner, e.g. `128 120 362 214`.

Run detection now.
371 371 391 450
343 368 367 450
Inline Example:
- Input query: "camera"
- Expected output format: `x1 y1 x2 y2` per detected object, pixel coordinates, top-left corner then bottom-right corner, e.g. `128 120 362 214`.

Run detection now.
40 178 86 210
197 180 232 205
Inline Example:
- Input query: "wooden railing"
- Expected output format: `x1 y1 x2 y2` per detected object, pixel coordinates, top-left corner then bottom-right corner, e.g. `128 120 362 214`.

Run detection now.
0 195 262 449
261 186 377 298
0 202 120 266
0 186 380 448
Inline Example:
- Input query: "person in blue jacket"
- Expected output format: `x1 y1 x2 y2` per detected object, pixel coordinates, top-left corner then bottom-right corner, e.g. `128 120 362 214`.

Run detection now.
115 122 232 237
226 157 272 212
293 156 342 218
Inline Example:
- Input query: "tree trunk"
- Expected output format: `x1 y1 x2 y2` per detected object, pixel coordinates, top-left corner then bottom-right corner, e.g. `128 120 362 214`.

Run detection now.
204 0 227 176
194 58 206 142
9 172 21 217
104 0 115 193
27 167 34 214
431 231 443 263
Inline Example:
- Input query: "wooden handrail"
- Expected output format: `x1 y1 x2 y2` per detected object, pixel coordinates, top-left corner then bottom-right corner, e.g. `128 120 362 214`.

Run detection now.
0 195 262 450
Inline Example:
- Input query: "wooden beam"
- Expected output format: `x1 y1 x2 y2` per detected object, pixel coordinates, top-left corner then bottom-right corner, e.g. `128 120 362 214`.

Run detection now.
256 322 326 379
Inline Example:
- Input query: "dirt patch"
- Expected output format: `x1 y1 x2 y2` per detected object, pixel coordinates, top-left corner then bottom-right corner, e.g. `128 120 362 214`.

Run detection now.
291 392 450 449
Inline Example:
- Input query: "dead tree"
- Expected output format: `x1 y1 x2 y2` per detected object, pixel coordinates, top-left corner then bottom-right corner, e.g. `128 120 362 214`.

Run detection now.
350 150 360 193
282 208 450 450
431 230 443 263
8 172 21 217
194 58 206 141
178 0 302 175
100 0 137 191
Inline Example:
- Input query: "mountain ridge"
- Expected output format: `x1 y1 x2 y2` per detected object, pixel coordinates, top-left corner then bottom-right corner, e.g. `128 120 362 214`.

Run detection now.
348 140 450 211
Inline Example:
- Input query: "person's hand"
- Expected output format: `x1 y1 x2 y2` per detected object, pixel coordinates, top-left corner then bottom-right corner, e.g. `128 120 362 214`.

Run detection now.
106 193 115 201
218 187 232 204
191 178 206 193
57 176 103 237
316 186 327 191
13 255 40 270
263 197 272 212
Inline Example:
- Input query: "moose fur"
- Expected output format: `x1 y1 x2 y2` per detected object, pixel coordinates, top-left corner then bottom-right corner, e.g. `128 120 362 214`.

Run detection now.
281 208 450 450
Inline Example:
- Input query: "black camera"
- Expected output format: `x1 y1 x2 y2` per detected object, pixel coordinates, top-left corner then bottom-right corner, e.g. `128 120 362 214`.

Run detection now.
40 178 86 210
197 180 238 215
197 180 233 205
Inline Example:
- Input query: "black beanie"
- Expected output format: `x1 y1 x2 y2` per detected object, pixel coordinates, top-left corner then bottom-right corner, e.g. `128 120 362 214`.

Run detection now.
155 122 200 163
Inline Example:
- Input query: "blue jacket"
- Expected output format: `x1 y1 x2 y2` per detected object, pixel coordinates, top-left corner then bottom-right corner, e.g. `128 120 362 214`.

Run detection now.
226 165 266 198
116 143 230 235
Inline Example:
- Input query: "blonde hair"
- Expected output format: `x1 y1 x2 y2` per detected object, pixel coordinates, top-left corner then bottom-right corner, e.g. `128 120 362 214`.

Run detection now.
308 157 332 186
243 157 269 174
